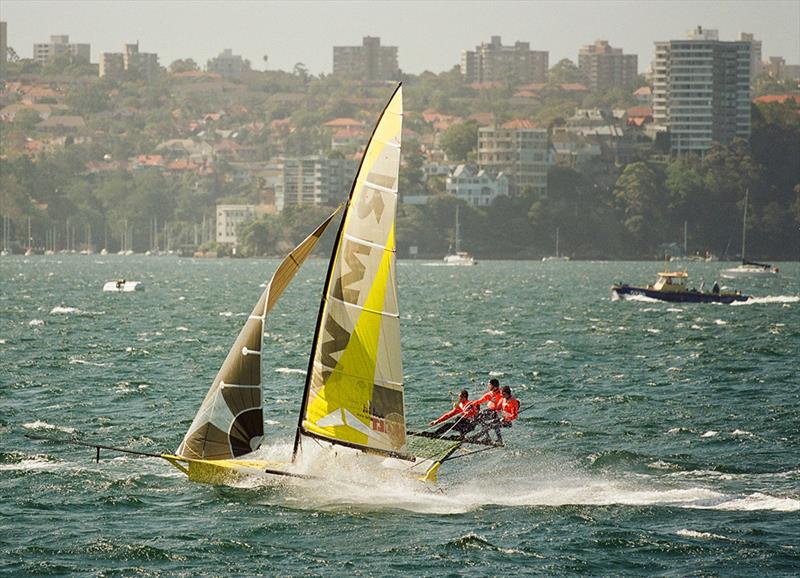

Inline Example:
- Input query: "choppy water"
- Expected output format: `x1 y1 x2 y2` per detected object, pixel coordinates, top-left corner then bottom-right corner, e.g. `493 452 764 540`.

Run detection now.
1 256 799 576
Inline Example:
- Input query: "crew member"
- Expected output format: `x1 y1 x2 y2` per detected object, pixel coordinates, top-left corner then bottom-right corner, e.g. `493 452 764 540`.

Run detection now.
472 378 503 413
472 384 520 444
430 389 478 437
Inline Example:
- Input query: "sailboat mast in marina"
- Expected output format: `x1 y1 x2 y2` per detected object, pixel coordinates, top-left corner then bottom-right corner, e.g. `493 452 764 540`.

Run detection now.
722 189 778 276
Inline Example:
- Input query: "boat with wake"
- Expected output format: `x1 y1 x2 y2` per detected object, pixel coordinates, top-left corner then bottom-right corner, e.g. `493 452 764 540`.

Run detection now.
612 267 749 304
103 279 144 292
29 85 499 486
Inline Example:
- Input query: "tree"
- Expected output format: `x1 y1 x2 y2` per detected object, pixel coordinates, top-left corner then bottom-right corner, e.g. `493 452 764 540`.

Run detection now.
440 121 478 161
548 59 583 84
66 83 111 115
169 59 199 73
613 162 664 252
12 109 42 132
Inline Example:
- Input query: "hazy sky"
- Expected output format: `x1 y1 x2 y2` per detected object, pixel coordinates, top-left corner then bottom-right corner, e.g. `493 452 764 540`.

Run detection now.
3 1 799 74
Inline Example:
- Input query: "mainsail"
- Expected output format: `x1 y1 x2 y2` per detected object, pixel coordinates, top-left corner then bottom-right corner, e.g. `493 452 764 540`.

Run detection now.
177 210 339 460
295 84 408 459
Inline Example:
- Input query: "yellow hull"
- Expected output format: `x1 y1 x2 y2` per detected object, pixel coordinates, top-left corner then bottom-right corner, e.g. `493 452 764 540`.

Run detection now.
160 453 443 485
160 454 297 485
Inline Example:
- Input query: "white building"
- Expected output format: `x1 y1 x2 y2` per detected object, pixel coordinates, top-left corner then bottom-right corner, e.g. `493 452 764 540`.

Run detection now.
33 35 90 65
477 120 549 196
652 27 751 155
446 165 508 207
216 204 256 245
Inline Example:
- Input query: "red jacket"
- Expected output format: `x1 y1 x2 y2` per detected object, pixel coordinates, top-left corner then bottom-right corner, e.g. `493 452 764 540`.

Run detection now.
473 389 503 411
499 396 520 422
432 399 478 425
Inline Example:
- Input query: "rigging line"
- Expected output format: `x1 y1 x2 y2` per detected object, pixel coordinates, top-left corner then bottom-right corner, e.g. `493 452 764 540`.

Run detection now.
25 434 164 459
441 445 500 463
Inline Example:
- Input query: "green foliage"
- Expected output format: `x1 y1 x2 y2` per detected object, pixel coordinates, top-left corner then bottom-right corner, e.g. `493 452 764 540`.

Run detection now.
440 121 478 161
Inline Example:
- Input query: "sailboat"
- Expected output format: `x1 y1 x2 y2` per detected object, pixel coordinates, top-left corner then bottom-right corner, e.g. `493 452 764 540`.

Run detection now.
722 189 778 277
541 227 569 262
443 205 476 266
28 86 494 486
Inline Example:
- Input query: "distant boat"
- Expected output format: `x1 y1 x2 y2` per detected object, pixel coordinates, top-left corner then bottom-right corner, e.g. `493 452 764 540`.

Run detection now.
722 189 778 277
443 205 476 266
612 265 749 304
542 227 570 261
103 279 145 292
670 221 716 262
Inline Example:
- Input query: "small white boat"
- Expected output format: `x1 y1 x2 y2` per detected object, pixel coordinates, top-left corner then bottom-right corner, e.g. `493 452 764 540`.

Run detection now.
443 206 476 266
443 251 476 266
542 227 570 261
722 189 778 278
103 279 145 292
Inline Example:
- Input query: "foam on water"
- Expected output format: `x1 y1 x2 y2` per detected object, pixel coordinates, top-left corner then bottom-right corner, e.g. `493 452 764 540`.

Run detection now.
675 529 733 541
50 306 81 314
274 367 305 375
227 443 800 515
732 295 800 306
22 420 76 434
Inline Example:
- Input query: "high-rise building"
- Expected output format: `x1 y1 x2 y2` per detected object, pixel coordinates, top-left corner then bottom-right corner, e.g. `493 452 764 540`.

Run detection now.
477 120 549 196
207 48 244 77
333 36 399 81
0 22 7 73
99 42 159 79
33 34 90 65
275 156 357 211
739 33 762 81
578 40 638 90
99 53 124 78
461 36 548 84
652 27 751 155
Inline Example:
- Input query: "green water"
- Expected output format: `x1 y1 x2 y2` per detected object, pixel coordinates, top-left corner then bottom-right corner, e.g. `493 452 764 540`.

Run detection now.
1 256 798 575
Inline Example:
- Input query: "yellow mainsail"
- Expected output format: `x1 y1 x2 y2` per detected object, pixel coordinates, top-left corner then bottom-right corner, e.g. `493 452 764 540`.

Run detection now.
295 84 408 459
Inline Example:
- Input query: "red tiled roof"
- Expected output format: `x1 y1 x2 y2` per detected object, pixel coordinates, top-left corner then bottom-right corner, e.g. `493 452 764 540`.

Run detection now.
626 106 653 118
559 83 588 91
324 117 365 128
501 119 538 129
753 94 800 104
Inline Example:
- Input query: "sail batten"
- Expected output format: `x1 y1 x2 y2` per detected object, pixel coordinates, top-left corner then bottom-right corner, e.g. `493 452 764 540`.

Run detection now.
176 208 340 460
295 85 406 459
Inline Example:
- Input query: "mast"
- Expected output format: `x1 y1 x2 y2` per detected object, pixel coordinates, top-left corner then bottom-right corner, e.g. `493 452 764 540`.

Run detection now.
454 205 461 253
741 189 748 264
683 221 688 256
293 84 405 461
556 227 560 258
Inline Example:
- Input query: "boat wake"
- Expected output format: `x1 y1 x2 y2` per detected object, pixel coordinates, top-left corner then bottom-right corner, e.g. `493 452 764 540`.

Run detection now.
731 295 799 306
227 443 800 515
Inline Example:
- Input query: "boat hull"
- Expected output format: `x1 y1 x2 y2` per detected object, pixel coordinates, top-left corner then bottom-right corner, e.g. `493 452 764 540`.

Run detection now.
612 284 749 304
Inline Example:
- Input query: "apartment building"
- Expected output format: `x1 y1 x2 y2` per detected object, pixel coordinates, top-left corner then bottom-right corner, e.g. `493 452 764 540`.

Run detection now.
461 36 548 84
478 120 549 196
333 36 399 81
207 49 244 77
274 156 357 211
739 33 762 81
216 204 256 245
652 27 751 155
578 40 638 90
0 22 7 72
33 35 90 65
100 42 159 79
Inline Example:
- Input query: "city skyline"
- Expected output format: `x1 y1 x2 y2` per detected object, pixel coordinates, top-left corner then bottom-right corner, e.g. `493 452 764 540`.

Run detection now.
3 0 798 74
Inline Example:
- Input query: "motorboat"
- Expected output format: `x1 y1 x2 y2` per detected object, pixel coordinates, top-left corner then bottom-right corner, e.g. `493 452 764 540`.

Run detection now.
103 279 145 292
612 269 749 304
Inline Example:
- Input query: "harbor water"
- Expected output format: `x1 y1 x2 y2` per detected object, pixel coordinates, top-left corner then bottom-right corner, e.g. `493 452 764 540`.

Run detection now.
1 256 798 575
